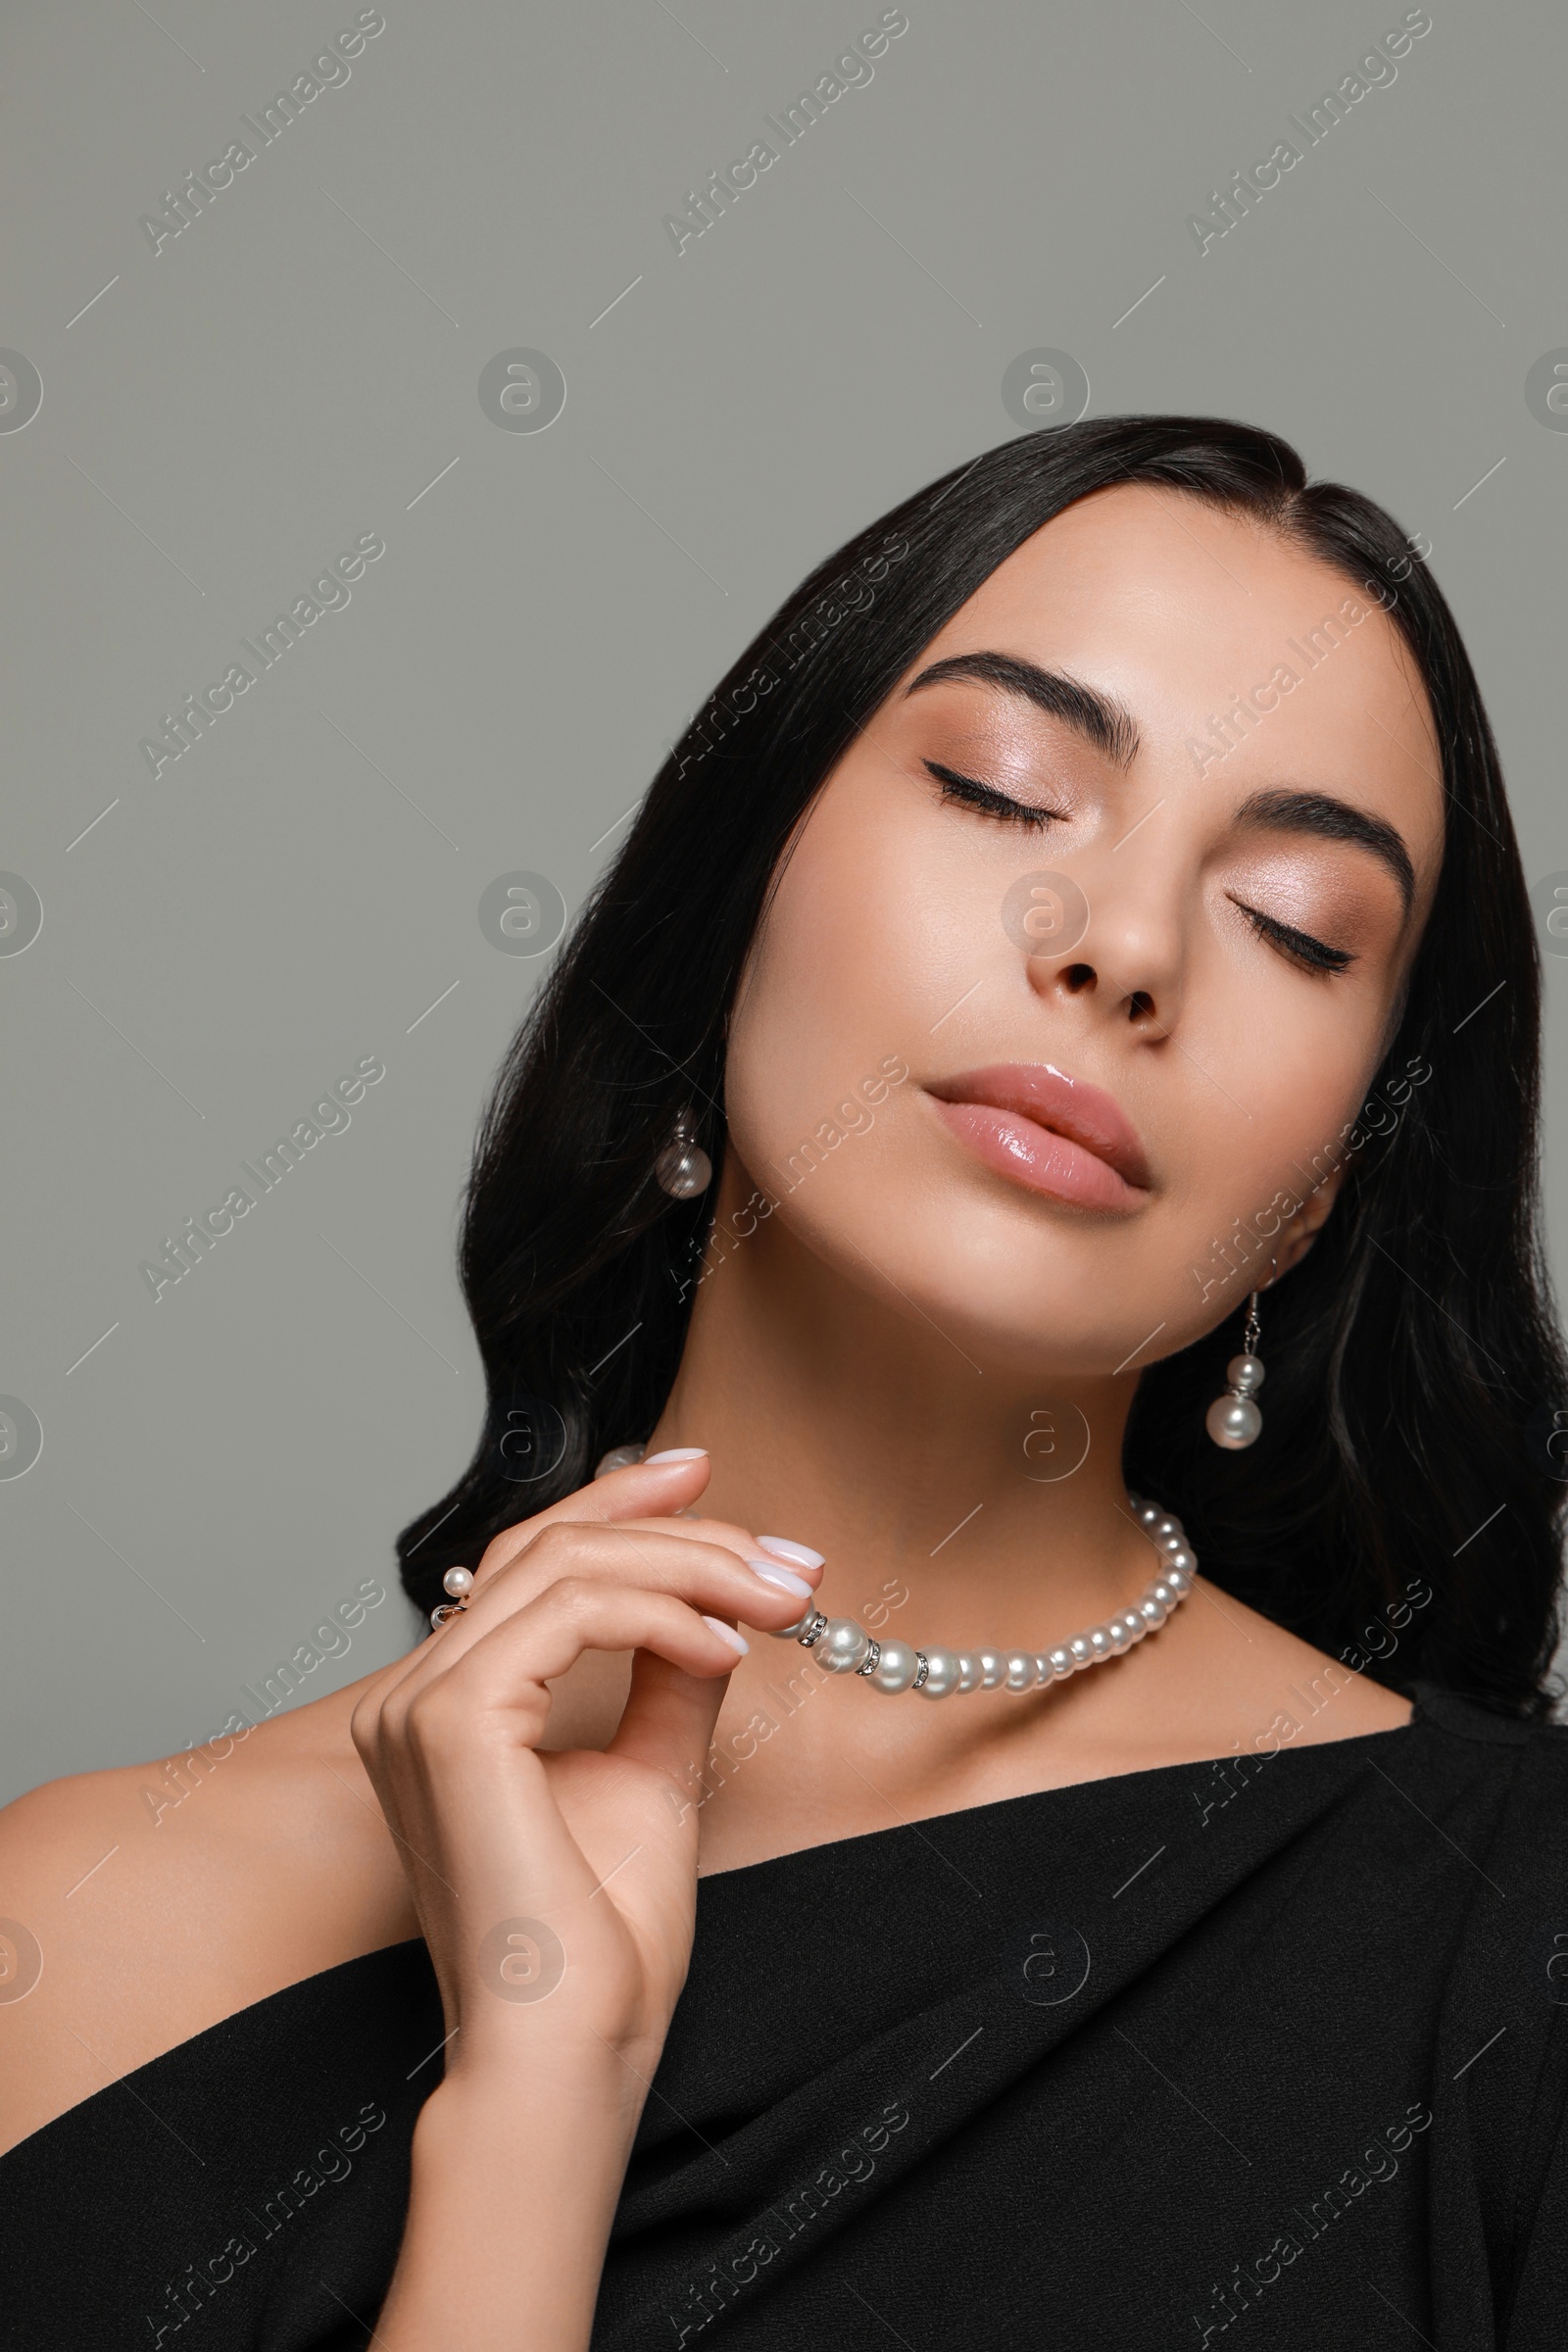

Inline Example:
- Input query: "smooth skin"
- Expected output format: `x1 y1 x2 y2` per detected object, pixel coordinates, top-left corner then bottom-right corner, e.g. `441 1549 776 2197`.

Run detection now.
0 485 1444 2344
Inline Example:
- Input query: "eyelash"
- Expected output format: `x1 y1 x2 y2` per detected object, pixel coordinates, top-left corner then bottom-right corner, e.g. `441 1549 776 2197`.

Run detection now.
925 760 1063 831
1232 899 1353 976
926 762 1353 977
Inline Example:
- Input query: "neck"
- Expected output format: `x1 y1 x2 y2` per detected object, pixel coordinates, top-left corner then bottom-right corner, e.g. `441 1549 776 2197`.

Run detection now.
649 1193 1163 1652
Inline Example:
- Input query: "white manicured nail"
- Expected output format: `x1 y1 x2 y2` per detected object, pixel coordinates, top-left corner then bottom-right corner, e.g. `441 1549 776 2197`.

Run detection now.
758 1536 825 1570
702 1616 749 1654
646 1446 708 1462
748 1560 812 1601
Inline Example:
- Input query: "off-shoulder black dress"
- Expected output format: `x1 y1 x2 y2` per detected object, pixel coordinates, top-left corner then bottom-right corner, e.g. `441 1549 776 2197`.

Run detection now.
3 1686 1566 2349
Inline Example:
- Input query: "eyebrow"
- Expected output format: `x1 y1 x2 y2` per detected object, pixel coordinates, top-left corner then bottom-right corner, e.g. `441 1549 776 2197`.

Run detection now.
1233 786 1416 916
904 651 1140 769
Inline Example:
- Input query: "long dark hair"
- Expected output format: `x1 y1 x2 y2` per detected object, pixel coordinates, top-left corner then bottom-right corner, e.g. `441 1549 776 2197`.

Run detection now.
398 416 1567 1715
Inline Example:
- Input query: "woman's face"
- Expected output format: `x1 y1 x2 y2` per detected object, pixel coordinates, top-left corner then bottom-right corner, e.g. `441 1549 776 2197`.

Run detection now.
719 482 1446 1377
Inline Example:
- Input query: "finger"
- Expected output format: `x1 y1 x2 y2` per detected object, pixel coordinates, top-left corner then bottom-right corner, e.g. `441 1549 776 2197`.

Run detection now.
365 1460 821 1726
484 1516 822 1627
348 1522 733 1752
393 1530 807 1716
381 1582 752 1752
498 1512 761 1599
465 1521 808 1630
355 1460 728 1728
615 1517 827 1592
475 1450 715 1580
582 1525 826 1630
610 1647 732 1799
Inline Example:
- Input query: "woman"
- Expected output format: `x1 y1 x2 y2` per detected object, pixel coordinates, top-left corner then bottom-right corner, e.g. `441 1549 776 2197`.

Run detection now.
2 416 1565 2350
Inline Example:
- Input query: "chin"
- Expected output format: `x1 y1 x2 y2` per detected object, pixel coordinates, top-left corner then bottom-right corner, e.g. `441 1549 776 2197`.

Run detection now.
805 1187 1157 1377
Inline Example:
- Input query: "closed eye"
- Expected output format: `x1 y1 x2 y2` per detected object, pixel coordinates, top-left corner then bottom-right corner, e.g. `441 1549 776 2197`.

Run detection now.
1231 896 1354 976
924 760 1065 831
925 761 1355 973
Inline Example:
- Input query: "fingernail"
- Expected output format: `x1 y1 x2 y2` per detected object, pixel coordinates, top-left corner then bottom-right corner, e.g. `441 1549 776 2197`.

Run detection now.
646 1447 708 1463
758 1536 825 1570
702 1616 749 1655
747 1559 812 1601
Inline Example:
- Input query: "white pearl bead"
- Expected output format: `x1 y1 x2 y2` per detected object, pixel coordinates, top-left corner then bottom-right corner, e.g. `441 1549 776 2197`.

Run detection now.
915 1647 962 1697
1205 1394 1262 1449
1152 1515 1180 1541
1137 1502 1161 1526
956 1652 980 1691
867 1639 919 1693
976 1647 1006 1690
1067 1634 1093 1668
1139 1595 1168 1627
1164 1564 1193 1594
1166 1547 1197 1576
1087 1626 1113 1660
1005 1651 1036 1691
655 1141 712 1199
1109 1620 1134 1653
442 1565 474 1598
1150 1581 1177 1609
1047 1645 1074 1679
818 1619 871 1674
1227 1353 1265 1394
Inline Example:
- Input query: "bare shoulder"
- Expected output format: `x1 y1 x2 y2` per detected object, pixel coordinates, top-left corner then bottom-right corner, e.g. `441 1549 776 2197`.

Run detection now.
0 1688 415 2160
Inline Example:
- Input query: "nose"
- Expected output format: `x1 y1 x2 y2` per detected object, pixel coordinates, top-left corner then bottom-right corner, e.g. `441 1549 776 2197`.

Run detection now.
1021 840 1184 1036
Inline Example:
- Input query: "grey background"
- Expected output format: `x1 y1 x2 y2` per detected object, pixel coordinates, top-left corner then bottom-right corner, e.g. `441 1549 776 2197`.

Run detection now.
2 0 1564 1804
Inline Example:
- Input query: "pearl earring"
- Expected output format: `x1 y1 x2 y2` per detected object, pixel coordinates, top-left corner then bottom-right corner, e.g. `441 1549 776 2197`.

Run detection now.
1205 1291 1265 1450
655 1107 712 1200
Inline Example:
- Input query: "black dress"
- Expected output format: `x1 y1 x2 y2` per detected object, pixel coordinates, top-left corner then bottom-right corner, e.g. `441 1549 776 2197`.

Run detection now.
4 1685 1566 2350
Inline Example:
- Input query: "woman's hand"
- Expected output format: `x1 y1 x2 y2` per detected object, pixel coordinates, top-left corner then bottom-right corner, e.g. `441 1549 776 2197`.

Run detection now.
350 1448 816 2088
354 1447 824 2347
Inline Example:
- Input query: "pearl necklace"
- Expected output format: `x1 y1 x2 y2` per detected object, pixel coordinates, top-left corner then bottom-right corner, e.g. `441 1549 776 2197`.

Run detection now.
765 1494 1197 1696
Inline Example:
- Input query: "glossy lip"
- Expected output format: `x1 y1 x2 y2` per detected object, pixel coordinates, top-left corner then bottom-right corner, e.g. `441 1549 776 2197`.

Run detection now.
926 1061 1152 1212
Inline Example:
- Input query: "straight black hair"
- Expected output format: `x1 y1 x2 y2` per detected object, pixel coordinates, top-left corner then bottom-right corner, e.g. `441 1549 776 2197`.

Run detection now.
398 416 1567 1715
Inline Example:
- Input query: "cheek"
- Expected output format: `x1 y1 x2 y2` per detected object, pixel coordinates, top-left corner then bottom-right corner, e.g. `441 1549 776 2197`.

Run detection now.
724 792 975 1170
724 875 881 1178
1182 906 1395 1166
1166 1032 1362 1282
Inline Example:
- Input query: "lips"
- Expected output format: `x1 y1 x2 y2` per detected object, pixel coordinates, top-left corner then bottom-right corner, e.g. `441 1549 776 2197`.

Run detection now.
926 1061 1152 1212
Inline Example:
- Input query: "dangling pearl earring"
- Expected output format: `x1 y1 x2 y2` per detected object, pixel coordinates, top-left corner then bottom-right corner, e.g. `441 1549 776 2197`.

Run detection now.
655 1107 711 1200
1205 1291 1266 1450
